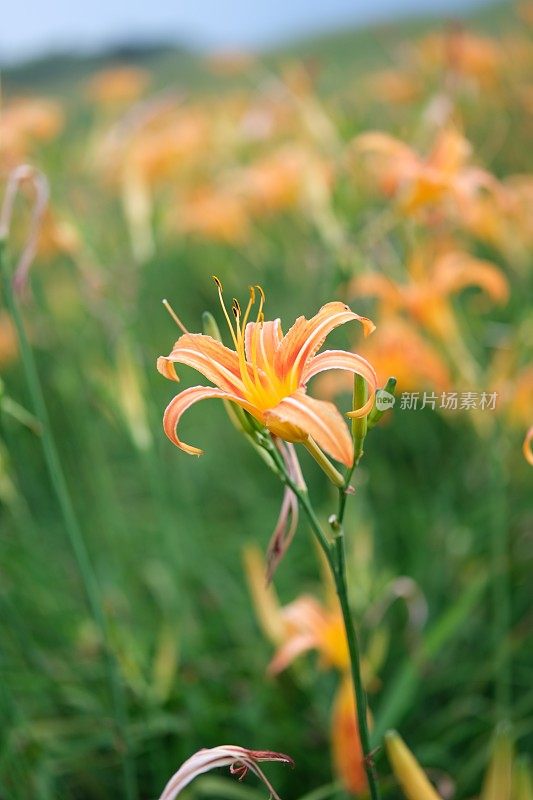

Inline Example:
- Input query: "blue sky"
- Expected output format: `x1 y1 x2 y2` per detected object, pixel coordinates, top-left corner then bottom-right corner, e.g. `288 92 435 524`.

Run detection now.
1 0 494 63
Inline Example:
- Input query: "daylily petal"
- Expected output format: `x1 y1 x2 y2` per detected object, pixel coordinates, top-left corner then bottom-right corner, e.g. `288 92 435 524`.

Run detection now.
245 319 283 370
157 355 180 382
163 386 258 455
158 745 294 800
434 252 509 304
265 442 304 583
268 632 319 675
332 675 366 795
265 390 354 466
277 302 375 381
159 333 247 393
303 349 378 417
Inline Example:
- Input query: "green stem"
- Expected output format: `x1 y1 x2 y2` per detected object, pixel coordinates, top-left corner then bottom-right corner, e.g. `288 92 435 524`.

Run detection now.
488 434 511 720
0 239 137 799
263 435 382 800
332 530 381 800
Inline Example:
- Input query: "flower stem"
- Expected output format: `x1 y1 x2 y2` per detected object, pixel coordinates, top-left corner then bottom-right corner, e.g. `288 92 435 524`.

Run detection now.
262 434 382 799
0 239 137 799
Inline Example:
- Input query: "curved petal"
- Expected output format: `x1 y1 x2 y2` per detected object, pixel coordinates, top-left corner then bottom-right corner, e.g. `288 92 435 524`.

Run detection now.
163 386 258 455
159 745 293 800
267 633 318 676
303 350 378 417
244 319 283 369
265 389 353 466
157 355 180 382
434 252 509 304
276 302 375 382
159 333 246 393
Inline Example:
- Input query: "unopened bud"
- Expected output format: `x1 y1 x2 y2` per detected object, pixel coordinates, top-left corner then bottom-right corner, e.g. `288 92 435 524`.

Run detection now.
480 723 513 800
385 730 442 800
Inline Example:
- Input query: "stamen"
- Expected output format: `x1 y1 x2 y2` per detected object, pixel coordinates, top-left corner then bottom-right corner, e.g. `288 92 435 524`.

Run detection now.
240 286 256 332
255 285 265 318
162 299 189 334
213 275 238 348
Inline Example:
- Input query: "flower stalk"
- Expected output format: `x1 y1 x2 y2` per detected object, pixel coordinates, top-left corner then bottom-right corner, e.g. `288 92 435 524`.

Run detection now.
261 396 383 800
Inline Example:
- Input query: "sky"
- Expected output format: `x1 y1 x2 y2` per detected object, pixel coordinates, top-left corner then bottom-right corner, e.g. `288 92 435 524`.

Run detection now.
1 0 495 64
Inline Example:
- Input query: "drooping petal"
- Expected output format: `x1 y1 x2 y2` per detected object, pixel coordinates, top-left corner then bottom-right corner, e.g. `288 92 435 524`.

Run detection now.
158 333 247 393
331 676 367 796
157 356 180 382
244 319 283 370
303 349 378 417
266 487 299 584
276 302 375 382
265 389 353 466
265 441 305 583
163 386 258 455
158 745 294 800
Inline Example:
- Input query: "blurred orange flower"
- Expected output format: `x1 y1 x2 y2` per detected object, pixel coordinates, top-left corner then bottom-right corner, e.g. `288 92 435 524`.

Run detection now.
349 249 508 341
317 318 451 399
415 29 503 89
0 313 18 367
177 186 250 244
352 127 499 219
1 97 64 165
158 283 377 466
236 145 333 216
86 66 150 107
244 546 366 795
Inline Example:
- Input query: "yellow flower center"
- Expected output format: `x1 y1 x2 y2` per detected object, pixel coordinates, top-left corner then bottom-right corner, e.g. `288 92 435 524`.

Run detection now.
214 277 297 410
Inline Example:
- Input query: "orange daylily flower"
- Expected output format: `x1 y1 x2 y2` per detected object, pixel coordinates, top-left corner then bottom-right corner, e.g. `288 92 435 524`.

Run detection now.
415 29 503 90
352 127 499 217
157 283 377 467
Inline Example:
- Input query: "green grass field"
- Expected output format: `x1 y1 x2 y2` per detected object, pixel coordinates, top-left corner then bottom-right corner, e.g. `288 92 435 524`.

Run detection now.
1 2 532 798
